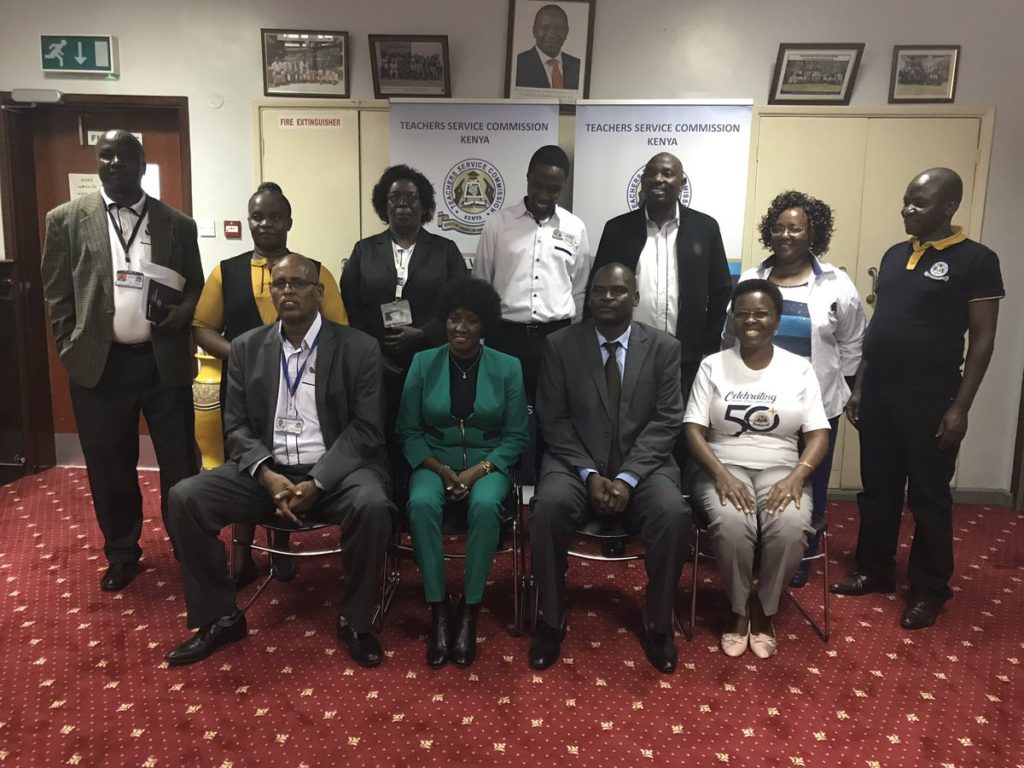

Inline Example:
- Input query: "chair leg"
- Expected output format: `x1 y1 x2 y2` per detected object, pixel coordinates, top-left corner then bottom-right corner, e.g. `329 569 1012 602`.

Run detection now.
688 529 701 641
784 529 830 642
373 533 402 633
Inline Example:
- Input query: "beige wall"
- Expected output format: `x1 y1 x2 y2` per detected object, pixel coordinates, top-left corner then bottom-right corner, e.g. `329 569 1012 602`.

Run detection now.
1 0 1022 493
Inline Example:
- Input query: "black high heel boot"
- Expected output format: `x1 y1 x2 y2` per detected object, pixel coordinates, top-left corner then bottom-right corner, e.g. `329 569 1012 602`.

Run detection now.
426 596 453 668
451 597 480 667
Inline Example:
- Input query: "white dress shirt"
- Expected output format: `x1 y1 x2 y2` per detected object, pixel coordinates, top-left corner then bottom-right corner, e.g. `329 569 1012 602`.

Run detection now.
101 189 152 344
633 206 680 336
473 199 592 323
272 313 326 468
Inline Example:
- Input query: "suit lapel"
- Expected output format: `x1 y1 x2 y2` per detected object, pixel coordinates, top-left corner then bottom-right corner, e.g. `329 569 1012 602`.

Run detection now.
375 233 398 288
580 322 613 419
313 320 335 429
262 327 283 437
80 194 114 306
621 322 648 405
407 230 432 283
147 198 171 267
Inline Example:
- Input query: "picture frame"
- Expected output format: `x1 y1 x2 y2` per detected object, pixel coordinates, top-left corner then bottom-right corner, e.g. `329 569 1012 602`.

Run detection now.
503 0 595 110
768 43 865 105
262 29 350 98
369 34 451 99
889 45 960 104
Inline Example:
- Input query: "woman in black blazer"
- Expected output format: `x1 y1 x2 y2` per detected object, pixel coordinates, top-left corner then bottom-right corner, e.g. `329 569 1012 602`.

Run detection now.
341 165 467 439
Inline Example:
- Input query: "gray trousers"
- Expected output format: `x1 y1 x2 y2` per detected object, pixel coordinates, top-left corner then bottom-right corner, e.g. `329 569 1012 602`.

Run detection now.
691 465 813 616
167 463 394 632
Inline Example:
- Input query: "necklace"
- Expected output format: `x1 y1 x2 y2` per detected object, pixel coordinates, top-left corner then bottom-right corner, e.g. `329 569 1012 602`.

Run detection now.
450 351 481 380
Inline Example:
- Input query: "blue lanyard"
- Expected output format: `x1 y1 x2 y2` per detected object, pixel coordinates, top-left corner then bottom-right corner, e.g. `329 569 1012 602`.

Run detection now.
281 333 320 401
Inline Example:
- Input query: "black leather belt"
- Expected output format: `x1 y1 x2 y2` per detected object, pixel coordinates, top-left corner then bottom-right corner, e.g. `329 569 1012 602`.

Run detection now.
112 342 153 354
500 319 571 337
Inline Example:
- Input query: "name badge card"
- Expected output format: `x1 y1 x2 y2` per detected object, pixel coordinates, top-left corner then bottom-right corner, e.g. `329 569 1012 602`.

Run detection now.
275 416 304 435
115 270 145 289
381 299 413 329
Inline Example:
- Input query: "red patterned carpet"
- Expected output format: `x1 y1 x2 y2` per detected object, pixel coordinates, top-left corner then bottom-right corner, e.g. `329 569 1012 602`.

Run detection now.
0 468 1021 767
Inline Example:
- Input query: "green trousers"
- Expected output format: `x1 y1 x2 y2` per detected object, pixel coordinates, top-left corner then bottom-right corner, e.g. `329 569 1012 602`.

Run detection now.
406 468 510 604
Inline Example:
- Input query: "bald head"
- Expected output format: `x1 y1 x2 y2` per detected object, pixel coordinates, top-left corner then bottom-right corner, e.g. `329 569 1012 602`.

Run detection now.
95 129 146 203
912 167 963 205
273 252 318 283
592 262 636 291
902 167 963 241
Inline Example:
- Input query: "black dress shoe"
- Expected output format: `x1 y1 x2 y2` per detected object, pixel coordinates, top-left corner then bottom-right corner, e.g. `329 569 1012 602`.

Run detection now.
337 621 383 667
601 538 628 558
165 614 248 666
450 598 479 668
901 599 943 630
232 558 259 589
427 597 454 668
829 573 895 596
642 625 678 673
101 562 139 592
528 622 565 670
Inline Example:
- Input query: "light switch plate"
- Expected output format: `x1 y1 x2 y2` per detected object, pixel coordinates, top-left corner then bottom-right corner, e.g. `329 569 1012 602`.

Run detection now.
198 219 216 238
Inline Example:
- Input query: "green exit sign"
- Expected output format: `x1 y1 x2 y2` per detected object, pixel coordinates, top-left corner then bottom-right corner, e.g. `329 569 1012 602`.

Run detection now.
41 35 116 74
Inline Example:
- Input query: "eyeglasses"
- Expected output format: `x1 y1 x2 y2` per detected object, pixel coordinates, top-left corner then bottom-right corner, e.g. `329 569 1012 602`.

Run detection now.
387 193 420 205
734 310 774 321
770 225 807 236
269 278 318 292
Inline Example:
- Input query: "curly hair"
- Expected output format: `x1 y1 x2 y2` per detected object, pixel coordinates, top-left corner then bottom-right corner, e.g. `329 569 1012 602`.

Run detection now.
758 190 835 256
371 164 437 224
731 278 783 318
435 277 502 340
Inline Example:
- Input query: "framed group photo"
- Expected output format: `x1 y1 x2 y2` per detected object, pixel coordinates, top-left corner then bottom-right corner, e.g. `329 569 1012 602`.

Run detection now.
504 0 595 107
262 29 350 98
369 34 451 98
768 43 865 105
889 45 960 103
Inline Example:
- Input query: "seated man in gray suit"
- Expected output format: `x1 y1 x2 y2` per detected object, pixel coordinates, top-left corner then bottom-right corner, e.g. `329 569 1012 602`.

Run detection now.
529 263 690 673
164 254 395 668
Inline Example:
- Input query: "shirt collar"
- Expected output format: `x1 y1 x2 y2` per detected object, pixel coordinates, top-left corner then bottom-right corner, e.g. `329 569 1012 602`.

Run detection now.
759 254 823 276
535 46 563 68
100 188 146 214
515 197 560 226
279 312 323 354
910 225 966 252
595 324 631 351
644 203 680 228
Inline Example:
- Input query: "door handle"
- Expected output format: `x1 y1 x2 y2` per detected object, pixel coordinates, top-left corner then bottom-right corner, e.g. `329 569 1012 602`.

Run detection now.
865 266 878 305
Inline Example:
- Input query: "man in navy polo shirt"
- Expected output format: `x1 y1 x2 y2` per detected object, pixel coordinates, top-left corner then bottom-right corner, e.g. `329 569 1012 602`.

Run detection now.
831 168 1004 630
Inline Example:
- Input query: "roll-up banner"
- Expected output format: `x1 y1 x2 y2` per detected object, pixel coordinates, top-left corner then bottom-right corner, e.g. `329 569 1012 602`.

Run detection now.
389 99 560 259
572 100 753 269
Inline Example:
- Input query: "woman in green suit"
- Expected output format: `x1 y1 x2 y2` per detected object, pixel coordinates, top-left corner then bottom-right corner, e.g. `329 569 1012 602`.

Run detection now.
397 277 529 668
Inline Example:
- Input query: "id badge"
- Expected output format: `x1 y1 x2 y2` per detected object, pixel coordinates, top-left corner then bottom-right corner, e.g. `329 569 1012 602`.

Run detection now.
115 270 145 289
381 299 413 329
275 416 304 435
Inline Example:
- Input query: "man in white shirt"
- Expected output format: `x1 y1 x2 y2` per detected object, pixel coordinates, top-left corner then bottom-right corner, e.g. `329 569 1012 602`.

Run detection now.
514 4 581 90
40 129 204 592
163 254 394 668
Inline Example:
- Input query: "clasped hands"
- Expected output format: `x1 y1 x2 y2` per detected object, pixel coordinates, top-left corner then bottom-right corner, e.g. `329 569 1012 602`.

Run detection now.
439 464 486 502
258 464 321 526
586 474 631 517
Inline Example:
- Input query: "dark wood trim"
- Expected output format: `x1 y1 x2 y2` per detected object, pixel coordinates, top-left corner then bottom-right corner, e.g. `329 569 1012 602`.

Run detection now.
1012 367 1024 510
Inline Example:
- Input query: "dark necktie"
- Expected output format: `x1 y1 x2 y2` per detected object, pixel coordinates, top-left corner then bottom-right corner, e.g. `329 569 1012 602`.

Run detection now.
603 340 622 475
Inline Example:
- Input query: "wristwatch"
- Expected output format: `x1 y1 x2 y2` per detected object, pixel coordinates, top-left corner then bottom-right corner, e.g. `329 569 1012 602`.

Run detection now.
480 460 494 475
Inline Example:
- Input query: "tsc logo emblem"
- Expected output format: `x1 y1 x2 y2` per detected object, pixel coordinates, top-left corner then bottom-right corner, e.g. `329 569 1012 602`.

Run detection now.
438 158 505 235
626 166 692 211
925 261 950 282
724 404 780 436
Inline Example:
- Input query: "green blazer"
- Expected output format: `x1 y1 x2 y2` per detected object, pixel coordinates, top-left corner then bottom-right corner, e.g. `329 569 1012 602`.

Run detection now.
397 344 529 473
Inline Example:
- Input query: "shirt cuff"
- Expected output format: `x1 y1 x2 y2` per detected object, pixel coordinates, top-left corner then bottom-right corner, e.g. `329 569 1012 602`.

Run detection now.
311 476 325 491
579 468 598 483
615 471 639 488
250 457 272 478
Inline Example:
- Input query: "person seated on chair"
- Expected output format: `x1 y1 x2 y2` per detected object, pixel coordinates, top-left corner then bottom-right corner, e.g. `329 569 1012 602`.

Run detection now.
396 277 529 668
529 263 690 674
684 279 830 659
164 254 395 668
192 181 350 589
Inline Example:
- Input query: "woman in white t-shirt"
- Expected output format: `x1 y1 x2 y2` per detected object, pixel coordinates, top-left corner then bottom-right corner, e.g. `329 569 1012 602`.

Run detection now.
685 279 830 659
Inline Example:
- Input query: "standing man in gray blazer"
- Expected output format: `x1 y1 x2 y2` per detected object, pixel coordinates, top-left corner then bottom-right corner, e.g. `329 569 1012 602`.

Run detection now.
40 129 204 592
529 263 690 673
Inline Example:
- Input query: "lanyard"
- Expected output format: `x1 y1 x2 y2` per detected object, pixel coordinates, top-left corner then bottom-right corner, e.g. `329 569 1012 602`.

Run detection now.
281 333 320 402
107 199 149 260
393 242 414 299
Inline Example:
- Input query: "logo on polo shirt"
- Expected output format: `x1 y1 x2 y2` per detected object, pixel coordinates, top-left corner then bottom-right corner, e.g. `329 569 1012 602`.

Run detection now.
438 158 505 235
925 261 950 282
626 165 692 211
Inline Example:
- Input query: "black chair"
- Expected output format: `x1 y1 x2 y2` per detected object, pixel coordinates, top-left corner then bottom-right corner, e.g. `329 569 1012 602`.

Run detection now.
374 464 528 635
689 516 830 641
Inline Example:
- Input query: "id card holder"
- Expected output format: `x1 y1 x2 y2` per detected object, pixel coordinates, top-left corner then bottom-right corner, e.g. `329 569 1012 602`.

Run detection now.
275 416 304 435
115 270 145 289
381 299 413 329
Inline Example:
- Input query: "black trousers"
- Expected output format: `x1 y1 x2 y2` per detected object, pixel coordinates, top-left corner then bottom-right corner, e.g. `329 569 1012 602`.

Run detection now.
488 319 570 483
855 379 958 602
69 343 198 565
166 462 394 631
530 467 691 633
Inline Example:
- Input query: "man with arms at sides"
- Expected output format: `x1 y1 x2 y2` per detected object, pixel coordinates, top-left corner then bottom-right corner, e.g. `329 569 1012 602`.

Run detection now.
832 168 1003 630
529 263 690 673
515 4 581 90
40 129 203 592
591 152 733 468
164 254 395 667
473 145 591 476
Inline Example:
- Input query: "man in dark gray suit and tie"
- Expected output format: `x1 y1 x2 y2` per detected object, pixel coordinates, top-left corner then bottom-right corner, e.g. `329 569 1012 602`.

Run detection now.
529 263 690 673
40 129 203 592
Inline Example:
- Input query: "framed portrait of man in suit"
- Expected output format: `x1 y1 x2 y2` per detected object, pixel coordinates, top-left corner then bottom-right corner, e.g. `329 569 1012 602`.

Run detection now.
503 0 595 109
